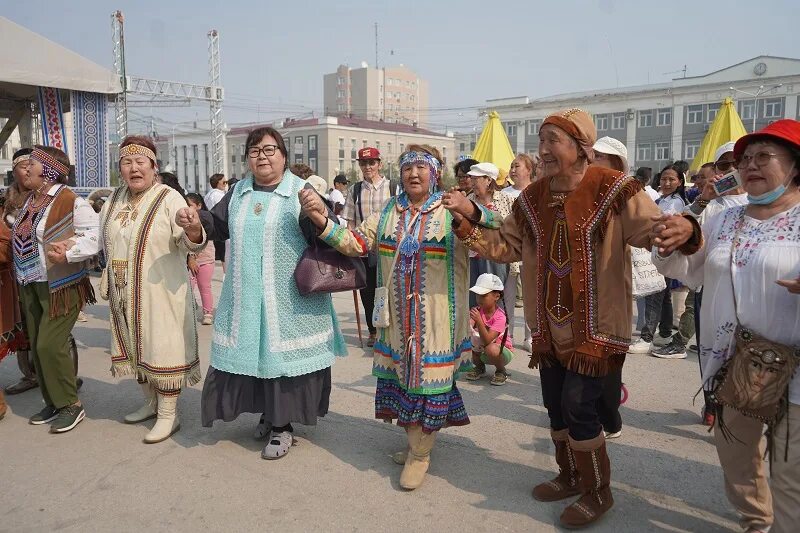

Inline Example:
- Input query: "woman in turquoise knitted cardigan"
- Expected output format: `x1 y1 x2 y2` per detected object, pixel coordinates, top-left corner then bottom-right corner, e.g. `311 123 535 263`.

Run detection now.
199 126 347 460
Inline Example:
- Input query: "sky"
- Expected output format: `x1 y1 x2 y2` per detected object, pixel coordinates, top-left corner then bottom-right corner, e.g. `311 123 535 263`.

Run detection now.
3 0 798 136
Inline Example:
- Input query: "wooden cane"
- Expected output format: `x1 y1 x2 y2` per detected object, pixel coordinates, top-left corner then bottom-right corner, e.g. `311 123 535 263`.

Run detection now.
353 290 363 347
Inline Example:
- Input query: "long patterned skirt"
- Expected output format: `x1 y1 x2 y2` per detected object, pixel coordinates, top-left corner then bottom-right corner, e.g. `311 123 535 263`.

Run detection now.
374 378 470 434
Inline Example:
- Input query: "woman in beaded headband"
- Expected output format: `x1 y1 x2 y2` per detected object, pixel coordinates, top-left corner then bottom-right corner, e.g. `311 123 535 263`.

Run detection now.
399 147 442 196
27 146 71 189
118 136 160 196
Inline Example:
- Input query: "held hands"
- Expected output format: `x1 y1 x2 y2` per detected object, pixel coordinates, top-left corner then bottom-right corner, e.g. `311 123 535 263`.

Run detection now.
442 187 472 224
175 206 203 243
298 189 328 229
46 239 72 264
776 276 800 294
650 214 695 256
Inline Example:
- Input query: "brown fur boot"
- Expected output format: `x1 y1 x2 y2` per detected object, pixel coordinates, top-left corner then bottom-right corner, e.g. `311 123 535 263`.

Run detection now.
532 428 581 501
559 433 614 529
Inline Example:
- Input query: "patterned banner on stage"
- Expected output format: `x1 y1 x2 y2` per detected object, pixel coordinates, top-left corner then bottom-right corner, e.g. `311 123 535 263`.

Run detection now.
70 91 110 189
37 86 68 153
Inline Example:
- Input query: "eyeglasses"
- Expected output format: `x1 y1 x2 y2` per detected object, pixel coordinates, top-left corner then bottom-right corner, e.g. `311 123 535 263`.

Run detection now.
714 160 736 173
247 145 279 159
736 151 783 169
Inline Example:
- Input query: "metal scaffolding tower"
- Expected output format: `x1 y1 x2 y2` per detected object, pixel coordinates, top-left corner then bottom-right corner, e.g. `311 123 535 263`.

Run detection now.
110 11 225 172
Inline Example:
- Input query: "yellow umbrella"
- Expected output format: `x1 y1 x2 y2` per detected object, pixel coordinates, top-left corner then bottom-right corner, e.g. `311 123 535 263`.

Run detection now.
472 111 516 186
690 97 747 171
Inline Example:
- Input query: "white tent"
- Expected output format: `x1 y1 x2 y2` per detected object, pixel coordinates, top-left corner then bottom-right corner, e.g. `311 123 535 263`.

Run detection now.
0 16 121 97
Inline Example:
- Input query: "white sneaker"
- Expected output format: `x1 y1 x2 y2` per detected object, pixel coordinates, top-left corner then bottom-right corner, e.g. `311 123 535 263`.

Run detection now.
627 338 652 354
77 311 88 322
653 333 672 347
202 313 213 325
604 430 622 439
522 338 532 353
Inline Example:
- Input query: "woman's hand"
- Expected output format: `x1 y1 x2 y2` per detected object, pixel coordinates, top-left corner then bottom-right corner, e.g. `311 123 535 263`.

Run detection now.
298 189 328 229
442 187 475 219
651 214 695 255
777 276 800 294
176 206 203 242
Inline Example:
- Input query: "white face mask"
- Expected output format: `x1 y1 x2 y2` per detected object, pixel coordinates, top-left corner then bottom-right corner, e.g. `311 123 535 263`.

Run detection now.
747 162 796 205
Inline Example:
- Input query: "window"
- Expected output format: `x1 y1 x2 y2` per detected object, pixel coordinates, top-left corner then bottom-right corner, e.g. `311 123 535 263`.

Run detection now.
375 141 380 152
459 142 465 152
400 143 405 153
655 142 670 161
387 141 392 154
685 140 701 160
470 141 476 151
638 110 653 128
657 108 672 127
351 138 357 159
338 159 344 171
707 103 720 123
637 143 651 161
338 137 345 159
337 76 344 85
362 139 368 148
506 123 517 136
337 90 344 98
283 137 290 155
764 98 783 118
527 119 541 135
594 114 609 131
308 135 317 151
612 113 626 130
739 99 756 121
182 146 188 184
240 143 246 163
309 157 317 173
337 103 345 112
687 105 703 124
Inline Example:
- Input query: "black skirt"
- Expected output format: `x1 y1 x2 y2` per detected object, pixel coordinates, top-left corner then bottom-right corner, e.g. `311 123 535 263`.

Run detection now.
200 365 332 428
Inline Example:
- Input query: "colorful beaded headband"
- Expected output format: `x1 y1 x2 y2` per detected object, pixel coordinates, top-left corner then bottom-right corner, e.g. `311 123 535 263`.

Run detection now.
119 143 157 163
12 154 31 168
31 147 69 181
399 151 442 192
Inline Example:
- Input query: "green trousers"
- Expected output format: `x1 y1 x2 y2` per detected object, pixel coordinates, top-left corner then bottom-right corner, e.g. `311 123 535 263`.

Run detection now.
18 282 80 409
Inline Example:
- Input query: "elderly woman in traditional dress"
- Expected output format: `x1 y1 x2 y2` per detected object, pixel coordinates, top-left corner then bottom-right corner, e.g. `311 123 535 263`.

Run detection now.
11 146 99 433
653 119 800 533
199 126 346 461
99 136 205 443
1 214 27 420
442 109 700 528
299 144 480 490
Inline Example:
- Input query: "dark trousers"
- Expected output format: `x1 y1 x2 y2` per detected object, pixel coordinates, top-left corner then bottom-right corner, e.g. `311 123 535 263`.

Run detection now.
597 367 623 434
213 240 226 262
640 281 673 342
360 259 377 335
540 360 604 441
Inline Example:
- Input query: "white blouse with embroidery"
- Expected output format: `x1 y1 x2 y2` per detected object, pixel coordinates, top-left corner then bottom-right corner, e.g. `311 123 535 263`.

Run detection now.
654 204 800 405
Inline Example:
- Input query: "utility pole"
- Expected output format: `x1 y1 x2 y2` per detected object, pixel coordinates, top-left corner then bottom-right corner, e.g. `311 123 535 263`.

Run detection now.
374 22 379 69
111 11 127 140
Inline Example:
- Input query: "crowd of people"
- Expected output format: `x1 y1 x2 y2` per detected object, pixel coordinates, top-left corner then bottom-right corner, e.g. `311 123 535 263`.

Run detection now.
1 112 799 531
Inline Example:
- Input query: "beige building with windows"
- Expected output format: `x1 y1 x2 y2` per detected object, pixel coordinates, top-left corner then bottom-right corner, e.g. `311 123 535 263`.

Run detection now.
323 63 429 128
225 116 453 188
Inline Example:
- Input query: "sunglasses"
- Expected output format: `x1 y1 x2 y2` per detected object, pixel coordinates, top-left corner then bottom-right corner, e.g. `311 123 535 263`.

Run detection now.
714 160 736 173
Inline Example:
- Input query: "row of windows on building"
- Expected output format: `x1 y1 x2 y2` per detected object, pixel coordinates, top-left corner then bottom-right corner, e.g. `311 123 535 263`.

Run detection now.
502 98 786 137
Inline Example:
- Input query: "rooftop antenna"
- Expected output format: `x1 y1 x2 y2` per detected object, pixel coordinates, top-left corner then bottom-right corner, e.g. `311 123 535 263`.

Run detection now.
663 65 688 79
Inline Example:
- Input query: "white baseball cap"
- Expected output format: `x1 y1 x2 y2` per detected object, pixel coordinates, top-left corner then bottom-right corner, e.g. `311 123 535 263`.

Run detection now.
469 273 505 295
306 175 328 195
714 141 737 163
467 162 500 181
593 136 628 162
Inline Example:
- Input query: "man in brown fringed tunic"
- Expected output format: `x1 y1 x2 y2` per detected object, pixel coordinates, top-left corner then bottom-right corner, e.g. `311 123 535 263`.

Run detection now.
444 109 701 529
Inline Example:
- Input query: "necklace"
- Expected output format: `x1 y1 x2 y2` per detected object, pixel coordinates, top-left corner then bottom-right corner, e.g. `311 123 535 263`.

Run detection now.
115 185 154 228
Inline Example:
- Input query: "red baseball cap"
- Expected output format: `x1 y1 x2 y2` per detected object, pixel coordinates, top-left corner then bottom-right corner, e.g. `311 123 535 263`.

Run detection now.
734 119 800 159
357 147 381 160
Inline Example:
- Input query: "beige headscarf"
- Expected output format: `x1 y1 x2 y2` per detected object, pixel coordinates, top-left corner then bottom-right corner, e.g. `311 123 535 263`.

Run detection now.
541 108 597 162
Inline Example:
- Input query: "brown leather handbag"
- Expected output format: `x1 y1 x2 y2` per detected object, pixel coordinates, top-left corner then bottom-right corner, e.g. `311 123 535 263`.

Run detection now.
294 239 366 296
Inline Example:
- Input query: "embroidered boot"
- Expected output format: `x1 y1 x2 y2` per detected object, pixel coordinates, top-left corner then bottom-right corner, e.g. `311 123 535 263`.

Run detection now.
559 433 614 529
144 393 181 443
532 428 580 501
399 426 436 490
124 383 157 424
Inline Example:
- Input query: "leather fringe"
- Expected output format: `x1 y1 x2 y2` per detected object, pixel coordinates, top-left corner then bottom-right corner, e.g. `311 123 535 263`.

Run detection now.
0 326 28 362
111 360 202 391
49 277 96 319
598 178 642 243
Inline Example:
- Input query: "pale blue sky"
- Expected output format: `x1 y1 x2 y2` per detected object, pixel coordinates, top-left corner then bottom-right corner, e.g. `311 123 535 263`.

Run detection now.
4 0 797 134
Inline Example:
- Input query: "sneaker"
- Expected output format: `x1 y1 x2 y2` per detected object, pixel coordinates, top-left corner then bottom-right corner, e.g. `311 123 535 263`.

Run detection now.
50 404 86 433
202 313 213 325
77 311 88 322
653 333 672 347
689 344 699 353
627 338 652 354
465 362 486 381
651 341 687 359
604 430 622 439
490 371 508 386
29 405 59 425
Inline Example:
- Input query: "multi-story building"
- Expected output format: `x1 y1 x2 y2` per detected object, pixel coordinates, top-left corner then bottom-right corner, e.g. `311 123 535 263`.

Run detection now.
323 63 429 128
475 56 800 171
161 121 229 195
225 115 454 188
